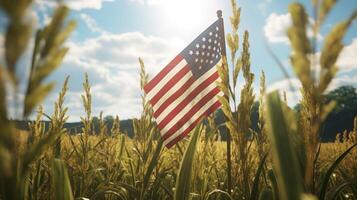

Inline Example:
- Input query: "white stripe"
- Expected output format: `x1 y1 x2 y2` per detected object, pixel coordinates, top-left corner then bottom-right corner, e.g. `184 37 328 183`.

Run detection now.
162 93 223 146
155 66 218 123
147 59 187 100
153 72 192 110
159 78 222 135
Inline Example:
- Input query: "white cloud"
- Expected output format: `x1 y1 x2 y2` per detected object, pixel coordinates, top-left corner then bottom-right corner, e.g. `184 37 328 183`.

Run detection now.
36 0 114 10
80 14 105 34
328 75 357 90
267 74 357 107
268 78 302 92
41 31 183 121
267 77 302 106
264 13 291 44
129 0 164 5
264 13 323 44
66 0 114 10
64 32 182 74
337 38 357 72
306 38 357 74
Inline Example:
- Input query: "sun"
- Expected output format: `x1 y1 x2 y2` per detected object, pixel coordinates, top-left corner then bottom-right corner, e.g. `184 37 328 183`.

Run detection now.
154 0 222 38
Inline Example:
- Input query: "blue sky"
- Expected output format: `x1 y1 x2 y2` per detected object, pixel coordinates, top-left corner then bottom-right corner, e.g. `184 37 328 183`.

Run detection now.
2 0 356 121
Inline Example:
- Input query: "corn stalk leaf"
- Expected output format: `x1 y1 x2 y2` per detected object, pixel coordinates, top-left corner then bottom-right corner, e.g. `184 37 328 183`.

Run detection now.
142 138 163 194
267 169 279 200
266 91 303 200
325 179 357 200
258 188 273 200
22 128 62 176
51 159 74 200
205 189 233 200
174 124 201 200
318 142 357 199
250 153 268 200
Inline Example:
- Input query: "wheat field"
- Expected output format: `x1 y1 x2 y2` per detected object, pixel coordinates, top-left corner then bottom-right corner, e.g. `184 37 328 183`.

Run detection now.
10 123 357 200
0 0 356 199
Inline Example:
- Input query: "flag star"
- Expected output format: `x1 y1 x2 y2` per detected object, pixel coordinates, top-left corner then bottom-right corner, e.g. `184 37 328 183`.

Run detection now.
202 37 206 41
208 38 212 43
196 51 199 55
215 33 218 37
212 54 215 57
214 40 217 44
199 65 202 70
205 59 209 63
201 52 205 56
213 46 216 51
209 32 212 36
195 58 198 62
216 55 219 58
202 44 206 49
216 26 219 31
196 43 200 48
200 59 203 63
189 50 193 55
207 52 210 56
210 60 213 64
208 46 211 49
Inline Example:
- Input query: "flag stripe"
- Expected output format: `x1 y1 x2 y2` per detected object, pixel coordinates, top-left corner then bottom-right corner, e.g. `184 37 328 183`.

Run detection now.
144 55 183 94
149 65 190 106
161 87 222 140
156 71 219 126
153 72 193 111
153 66 217 118
146 58 187 100
164 100 222 147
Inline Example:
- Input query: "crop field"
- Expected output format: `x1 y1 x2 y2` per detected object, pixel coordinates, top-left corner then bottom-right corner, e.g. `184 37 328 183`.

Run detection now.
9 128 357 200
0 0 356 200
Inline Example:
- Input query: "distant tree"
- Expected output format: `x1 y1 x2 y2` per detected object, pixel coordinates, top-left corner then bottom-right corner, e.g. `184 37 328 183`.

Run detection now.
325 85 357 113
319 85 357 141
92 116 99 123
104 115 114 123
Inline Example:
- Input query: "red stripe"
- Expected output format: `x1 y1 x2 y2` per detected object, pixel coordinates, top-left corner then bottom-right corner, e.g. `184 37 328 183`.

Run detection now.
153 76 195 118
156 72 219 126
144 55 183 94
161 86 221 141
165 100 221 148
149 65 190 107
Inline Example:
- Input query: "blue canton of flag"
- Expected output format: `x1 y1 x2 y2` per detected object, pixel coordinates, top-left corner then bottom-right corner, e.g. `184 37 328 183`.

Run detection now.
181 18 226 78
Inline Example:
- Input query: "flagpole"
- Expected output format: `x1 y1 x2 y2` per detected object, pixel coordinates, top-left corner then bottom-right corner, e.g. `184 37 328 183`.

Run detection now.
217 10 232 195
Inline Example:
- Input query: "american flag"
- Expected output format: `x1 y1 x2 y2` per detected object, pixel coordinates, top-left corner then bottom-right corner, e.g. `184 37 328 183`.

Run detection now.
144 16 225 148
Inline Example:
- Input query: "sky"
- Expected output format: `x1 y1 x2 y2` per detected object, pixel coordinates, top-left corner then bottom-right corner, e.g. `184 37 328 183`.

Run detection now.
1 0 357 121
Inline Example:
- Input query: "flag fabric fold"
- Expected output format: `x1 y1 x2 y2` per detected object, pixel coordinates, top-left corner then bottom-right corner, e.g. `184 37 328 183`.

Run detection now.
144 17 225 148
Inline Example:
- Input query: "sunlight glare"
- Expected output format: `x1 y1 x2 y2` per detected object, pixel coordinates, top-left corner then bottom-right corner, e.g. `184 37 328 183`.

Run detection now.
154 0 221 39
